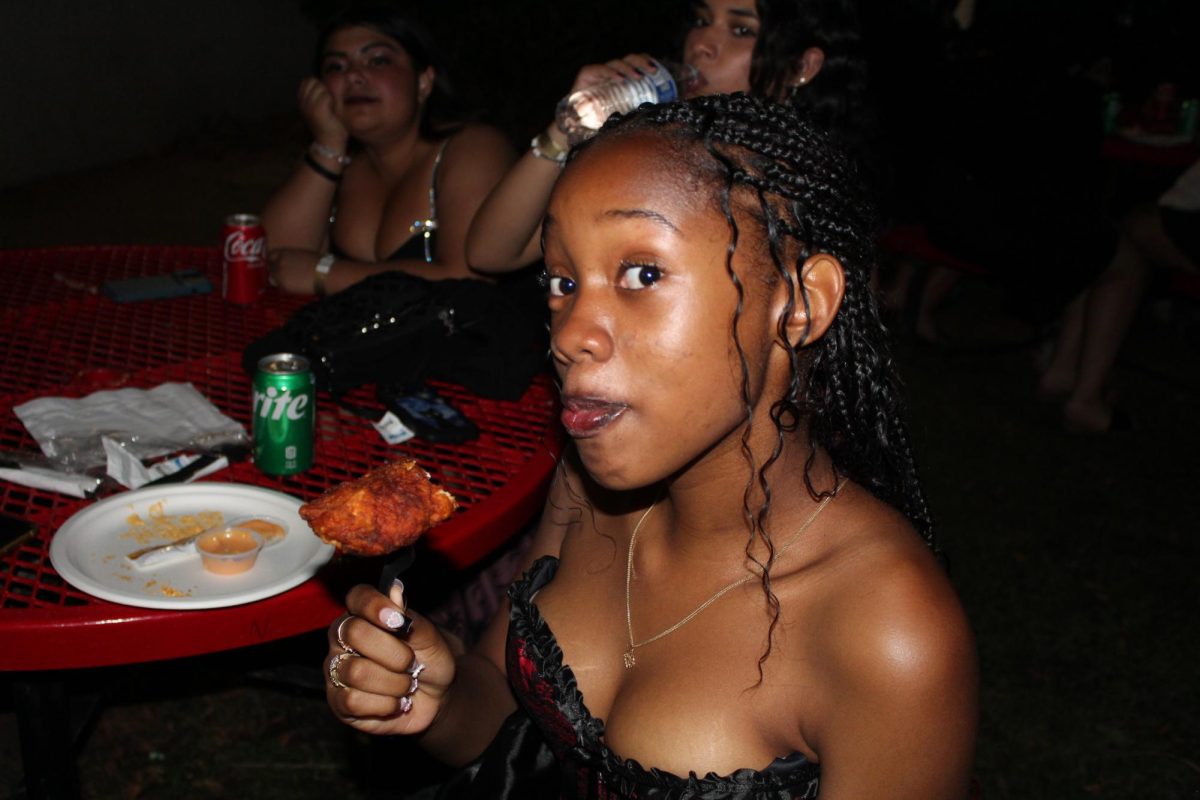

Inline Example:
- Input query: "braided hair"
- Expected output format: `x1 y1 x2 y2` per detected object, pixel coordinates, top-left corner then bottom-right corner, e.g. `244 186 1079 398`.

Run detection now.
752 0 882 203
572 95 933 663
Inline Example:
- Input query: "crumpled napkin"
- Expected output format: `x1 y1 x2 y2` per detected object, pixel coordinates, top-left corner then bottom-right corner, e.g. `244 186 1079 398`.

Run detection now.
0 462 99 499
102 437 229 490
4 382 249 497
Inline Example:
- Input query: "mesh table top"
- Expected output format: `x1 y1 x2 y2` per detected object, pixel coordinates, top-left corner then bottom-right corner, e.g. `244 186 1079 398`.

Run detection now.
0 246 562 669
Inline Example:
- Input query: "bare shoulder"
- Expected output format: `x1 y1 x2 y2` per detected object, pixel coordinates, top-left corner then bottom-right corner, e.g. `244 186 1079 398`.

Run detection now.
817 495 974 696
793 488 978 797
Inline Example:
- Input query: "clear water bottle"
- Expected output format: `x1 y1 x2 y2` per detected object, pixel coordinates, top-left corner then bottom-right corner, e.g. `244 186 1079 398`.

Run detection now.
555 59 699 144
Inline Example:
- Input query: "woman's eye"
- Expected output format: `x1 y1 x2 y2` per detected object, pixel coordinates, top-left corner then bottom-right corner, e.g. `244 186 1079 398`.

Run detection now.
547 276 577 297
732 25 758 38
321 61 344 75
618 263 662 290
369 55 392 67
688 15 709 28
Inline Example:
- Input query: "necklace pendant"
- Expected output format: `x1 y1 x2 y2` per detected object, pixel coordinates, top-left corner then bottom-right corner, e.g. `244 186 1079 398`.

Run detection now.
623 650 636 669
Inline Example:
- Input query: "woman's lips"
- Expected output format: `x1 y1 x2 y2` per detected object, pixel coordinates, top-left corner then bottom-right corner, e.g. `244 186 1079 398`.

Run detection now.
343 95 377 105
560 398 627 438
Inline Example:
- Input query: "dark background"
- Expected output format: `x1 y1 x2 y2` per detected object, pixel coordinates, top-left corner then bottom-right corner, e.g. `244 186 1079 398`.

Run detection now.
1 2 1198 799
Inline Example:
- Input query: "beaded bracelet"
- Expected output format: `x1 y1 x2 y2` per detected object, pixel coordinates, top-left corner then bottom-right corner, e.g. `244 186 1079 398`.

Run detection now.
303 152 341 183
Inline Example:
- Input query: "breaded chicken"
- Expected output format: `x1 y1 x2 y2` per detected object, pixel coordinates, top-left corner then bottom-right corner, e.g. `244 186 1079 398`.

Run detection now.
299 460 456 556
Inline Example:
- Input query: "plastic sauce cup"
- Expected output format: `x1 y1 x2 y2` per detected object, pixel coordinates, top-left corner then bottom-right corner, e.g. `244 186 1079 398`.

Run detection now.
196 526 264 575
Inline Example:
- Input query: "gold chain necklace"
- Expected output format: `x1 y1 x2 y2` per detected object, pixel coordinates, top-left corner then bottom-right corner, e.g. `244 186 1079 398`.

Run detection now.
623 479 845 669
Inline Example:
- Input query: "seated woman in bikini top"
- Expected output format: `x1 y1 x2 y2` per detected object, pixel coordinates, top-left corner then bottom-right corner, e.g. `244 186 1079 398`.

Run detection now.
260 8 514 296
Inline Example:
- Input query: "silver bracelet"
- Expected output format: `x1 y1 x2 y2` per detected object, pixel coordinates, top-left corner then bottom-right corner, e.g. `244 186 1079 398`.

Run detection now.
313 253 335 297
530 132 568 165
309 142 351 166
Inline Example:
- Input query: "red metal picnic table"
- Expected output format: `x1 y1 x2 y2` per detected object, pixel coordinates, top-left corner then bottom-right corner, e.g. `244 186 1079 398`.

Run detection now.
0 245 562 797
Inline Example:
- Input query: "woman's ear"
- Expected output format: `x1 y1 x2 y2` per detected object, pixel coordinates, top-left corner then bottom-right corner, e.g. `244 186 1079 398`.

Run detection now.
417 67 435 103
788 47 826 92
785 253 845 348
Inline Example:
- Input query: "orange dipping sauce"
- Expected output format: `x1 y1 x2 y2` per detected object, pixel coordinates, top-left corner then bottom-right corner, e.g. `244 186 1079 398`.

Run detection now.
196 527 263 575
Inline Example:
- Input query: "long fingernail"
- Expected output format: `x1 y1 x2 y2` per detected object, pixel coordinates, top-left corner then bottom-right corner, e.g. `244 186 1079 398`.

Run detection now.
390 578 406 609
399 696 413 714
380 608 407 630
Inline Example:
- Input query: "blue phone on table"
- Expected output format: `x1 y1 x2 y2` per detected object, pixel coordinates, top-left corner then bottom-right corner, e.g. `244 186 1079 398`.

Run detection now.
102 269 212 302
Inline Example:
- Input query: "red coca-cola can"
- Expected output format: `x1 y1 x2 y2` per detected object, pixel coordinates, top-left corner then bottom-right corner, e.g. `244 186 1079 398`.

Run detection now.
221 213 267 303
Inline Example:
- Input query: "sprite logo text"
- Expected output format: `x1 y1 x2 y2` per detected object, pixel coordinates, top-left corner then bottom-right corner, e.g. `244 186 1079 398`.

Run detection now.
254 386 309 421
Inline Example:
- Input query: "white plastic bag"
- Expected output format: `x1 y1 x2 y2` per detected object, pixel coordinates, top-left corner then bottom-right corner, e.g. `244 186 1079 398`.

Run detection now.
13 383 248 472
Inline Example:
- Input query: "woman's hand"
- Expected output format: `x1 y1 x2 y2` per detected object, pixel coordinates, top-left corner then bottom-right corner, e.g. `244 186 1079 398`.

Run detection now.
566 52 660 97
267 249 324 295
538 54 661 155
298 76 348 152
325 581 459 736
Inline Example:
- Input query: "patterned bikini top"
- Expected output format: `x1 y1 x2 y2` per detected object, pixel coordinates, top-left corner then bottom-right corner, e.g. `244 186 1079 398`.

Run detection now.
329 138 448 264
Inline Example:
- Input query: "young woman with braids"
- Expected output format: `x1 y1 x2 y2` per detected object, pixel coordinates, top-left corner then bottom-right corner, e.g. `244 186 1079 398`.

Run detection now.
325 95 977 798
464 0 875 274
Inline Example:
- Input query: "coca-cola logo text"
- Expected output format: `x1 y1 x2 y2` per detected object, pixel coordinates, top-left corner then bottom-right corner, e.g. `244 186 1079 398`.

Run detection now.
224 230 266 262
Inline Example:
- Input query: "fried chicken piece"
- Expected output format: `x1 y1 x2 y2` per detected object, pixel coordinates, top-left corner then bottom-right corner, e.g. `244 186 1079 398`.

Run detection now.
299 460 457 556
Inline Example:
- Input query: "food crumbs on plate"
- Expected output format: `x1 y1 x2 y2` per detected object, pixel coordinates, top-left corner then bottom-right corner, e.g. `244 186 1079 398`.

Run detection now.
142 577 191 597
117 574 132 582
119 509 224 545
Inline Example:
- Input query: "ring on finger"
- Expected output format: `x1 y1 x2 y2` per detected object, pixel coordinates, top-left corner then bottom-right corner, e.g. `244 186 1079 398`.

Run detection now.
406 661 426 696
328 651 357 689
335 615 357 654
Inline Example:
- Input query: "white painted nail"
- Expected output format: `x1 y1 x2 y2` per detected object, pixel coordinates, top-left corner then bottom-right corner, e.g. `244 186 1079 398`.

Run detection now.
380 609 407 630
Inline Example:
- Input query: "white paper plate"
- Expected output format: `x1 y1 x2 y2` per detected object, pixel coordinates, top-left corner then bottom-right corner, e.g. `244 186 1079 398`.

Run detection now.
49 483 333 610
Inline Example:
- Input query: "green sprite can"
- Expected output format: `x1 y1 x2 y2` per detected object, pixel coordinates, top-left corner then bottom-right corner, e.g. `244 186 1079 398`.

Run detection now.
252 353 315 475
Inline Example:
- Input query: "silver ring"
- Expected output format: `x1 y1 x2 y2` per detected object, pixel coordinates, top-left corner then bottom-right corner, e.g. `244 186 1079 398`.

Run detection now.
328 651 356 689
406 661 426 696
335 615 357 653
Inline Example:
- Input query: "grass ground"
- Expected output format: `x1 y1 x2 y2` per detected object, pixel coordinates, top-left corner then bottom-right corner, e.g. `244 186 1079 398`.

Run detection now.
2 121 1198 800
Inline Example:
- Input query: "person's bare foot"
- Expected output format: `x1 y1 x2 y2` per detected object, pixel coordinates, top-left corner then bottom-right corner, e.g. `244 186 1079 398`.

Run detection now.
1037 369 1075 400
1062 397 1133 433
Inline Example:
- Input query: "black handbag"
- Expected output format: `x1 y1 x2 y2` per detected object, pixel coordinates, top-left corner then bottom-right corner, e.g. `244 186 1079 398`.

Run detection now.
242 271 547 401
